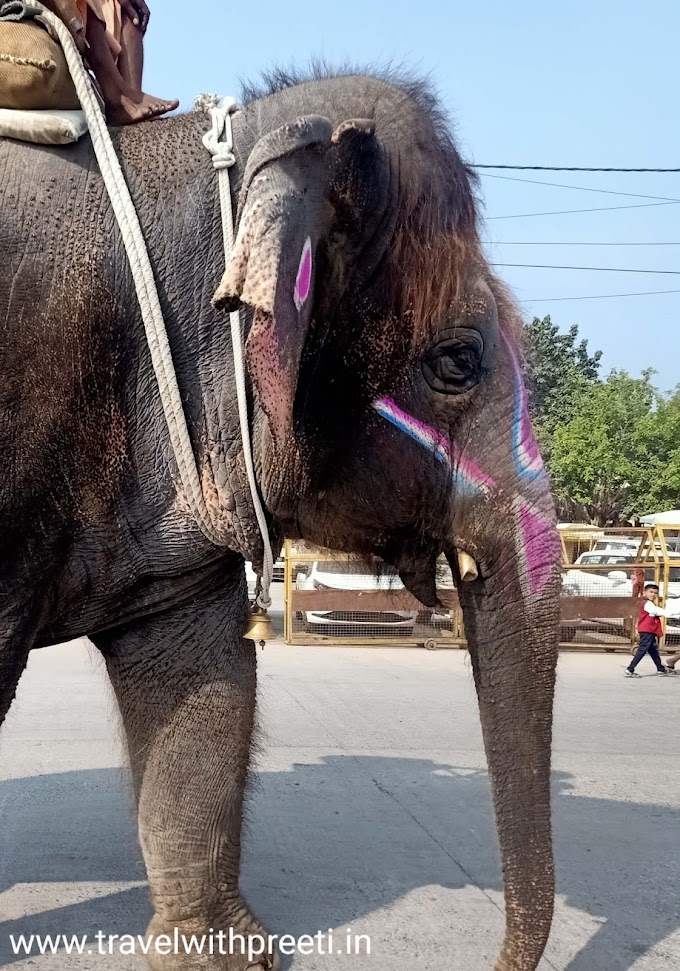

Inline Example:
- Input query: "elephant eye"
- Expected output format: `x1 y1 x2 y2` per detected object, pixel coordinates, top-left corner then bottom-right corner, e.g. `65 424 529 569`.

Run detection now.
422 329 485 394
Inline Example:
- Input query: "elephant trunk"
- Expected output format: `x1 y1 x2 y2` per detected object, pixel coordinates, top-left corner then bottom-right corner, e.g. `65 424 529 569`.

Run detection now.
457 549 559 971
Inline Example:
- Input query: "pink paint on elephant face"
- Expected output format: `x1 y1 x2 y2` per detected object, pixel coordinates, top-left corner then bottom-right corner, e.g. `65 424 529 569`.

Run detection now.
518 500 559 596
294 237 312 310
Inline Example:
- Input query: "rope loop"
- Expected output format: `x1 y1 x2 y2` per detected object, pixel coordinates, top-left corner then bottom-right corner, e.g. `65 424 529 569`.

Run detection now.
202 97 238 171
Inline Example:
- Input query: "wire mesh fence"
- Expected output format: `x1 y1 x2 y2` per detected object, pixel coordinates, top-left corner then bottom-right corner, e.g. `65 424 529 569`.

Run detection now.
285 541 464 649
282 527 680 651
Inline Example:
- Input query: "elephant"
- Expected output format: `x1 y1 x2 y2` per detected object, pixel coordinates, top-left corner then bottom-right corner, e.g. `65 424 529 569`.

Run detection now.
0 69 561 971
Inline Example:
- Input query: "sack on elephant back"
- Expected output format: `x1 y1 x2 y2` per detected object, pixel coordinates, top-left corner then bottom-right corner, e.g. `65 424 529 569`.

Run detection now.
0 20 79 110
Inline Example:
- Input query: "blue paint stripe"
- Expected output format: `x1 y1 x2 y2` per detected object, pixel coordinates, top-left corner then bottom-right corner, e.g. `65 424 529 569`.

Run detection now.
512 373 545 480
374 405 448 465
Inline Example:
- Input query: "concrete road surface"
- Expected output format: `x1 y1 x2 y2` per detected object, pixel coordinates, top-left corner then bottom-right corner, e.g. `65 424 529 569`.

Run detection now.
1 638 679 970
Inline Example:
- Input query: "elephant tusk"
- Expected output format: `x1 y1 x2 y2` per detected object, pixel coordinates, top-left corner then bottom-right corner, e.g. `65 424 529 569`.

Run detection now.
457 550 479 583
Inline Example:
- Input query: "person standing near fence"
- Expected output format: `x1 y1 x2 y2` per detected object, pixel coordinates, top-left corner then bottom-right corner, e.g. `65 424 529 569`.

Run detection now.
625 583 680 677
632 568 645 599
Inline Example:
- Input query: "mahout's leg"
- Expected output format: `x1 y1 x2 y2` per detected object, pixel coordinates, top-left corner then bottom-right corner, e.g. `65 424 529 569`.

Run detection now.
92 570 276 971
84 14 178 125
116 13 144 90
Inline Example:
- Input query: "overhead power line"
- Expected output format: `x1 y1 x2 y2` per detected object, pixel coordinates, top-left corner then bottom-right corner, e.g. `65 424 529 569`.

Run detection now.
473 164 680 173
483 241 680 246
492 263 680 275
488 201 680 219
526 289 680 302
480 173 680 203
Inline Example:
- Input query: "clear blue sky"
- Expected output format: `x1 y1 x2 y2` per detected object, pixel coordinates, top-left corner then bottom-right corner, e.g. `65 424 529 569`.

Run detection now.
146 0 679 391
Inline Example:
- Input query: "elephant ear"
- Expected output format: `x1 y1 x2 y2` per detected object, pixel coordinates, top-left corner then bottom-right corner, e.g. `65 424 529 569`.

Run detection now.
212 115 389 447
212 116 332 444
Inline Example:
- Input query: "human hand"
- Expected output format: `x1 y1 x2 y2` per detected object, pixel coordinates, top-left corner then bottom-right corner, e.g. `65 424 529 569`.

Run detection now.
120 0 150 32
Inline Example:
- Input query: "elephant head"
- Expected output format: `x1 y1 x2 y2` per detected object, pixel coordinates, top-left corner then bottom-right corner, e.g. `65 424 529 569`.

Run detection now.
217 76 560 971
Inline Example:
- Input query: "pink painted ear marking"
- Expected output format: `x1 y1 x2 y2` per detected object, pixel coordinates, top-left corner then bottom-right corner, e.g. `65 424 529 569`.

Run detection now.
294 237 312 310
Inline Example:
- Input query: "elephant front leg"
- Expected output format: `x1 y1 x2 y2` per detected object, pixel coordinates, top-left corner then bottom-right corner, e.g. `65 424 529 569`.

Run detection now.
0 594 41 726
92 579 277 971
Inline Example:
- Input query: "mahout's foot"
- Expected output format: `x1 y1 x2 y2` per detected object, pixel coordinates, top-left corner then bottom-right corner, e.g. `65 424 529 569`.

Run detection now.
107 91 179 126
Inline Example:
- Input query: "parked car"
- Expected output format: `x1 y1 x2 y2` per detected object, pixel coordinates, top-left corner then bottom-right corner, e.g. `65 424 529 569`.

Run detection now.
564 551 680 597
578 549 638 564
561 551 680 642
295 559 418 632
592 539 645 554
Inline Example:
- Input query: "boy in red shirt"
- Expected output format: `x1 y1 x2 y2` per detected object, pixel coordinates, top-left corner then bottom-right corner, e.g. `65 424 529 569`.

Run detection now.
625 583 680 677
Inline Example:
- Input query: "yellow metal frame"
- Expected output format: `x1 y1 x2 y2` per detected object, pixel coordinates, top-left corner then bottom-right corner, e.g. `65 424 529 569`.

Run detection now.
652 523 680 642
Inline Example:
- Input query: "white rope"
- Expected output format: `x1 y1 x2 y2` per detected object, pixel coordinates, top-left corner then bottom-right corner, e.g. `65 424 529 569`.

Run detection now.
202 102 273 608
32 5 273 607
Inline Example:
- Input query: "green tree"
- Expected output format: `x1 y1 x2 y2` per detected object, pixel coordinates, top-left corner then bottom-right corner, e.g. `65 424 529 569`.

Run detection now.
548 371 659 526
631 387 680 514
522 317 680 522
524 316 603 448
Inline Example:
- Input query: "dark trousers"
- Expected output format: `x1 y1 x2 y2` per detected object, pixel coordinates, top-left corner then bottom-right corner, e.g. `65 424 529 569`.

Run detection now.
628 632 665 672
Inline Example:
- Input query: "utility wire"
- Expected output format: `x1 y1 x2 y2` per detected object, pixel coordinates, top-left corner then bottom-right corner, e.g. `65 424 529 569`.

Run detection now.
492 263 680 275
488 201 680 219
480 172 680 203
483 241 680 246
480 170 680 298
525 289 680 302
473 164 680 173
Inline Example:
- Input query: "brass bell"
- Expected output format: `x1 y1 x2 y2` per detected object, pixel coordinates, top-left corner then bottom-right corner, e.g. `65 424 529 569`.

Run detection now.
245 606 274 646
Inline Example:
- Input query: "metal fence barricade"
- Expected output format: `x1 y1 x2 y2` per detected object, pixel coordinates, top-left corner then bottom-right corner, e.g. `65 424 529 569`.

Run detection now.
281 526 680 653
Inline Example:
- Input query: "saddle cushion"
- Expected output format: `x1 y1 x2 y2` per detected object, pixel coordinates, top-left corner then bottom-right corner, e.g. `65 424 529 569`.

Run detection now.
0 20 79 110
0 105 87 143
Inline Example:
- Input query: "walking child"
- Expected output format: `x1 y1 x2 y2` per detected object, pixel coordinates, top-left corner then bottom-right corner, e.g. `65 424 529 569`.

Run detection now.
625 583 680 677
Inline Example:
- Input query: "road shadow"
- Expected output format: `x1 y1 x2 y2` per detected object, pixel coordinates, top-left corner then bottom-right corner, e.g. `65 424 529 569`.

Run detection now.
0 759 677 969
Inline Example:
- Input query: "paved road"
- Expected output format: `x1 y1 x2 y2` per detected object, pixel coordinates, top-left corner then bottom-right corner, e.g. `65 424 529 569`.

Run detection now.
1 639 678 970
